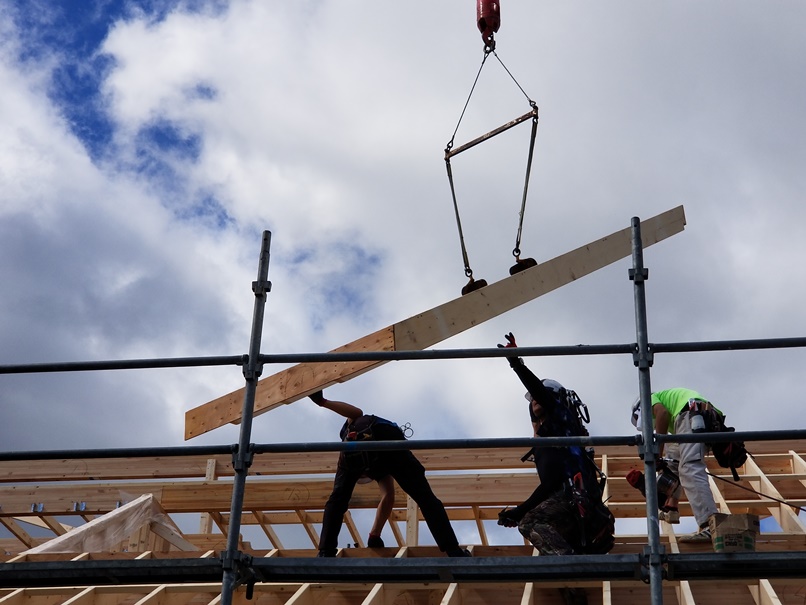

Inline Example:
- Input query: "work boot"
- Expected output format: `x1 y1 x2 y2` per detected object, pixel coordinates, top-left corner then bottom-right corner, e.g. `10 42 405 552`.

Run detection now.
659 509 680 524
679 525 712 543
317 549 337 557
528 530 574 556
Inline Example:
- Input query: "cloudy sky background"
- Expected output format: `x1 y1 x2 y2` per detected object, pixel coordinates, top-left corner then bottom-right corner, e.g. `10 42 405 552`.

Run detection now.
2 0 805 546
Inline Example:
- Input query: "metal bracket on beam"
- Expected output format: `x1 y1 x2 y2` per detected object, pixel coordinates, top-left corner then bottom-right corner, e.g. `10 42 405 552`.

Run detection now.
242 358 263 381
231 444 254 472
628 267 649 283
640 545 667 583
636 438 660 461
223 551 258 600
221 549 251 572
252 280 272 295
632 343 654 368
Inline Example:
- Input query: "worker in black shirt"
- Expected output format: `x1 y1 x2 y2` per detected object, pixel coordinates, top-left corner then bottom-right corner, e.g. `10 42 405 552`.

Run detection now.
311 391 470 558
496 333 613 558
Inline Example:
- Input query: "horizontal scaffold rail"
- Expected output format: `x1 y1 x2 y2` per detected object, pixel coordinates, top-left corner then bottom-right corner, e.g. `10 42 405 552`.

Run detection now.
3 552 806 588
3 336 806 375
3 429 806 461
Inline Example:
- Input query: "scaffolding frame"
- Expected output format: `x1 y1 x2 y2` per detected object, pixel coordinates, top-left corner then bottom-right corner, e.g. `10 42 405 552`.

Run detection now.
2 219 806 605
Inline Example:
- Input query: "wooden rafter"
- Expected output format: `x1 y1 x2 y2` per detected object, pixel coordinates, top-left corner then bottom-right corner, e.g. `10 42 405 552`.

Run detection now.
0 518 34 548
295 510 319 548
343 512 363 548
253 510 284 549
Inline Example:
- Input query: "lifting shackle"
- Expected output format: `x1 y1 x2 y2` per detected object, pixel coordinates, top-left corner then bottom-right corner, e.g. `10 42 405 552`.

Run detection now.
476 0 500 51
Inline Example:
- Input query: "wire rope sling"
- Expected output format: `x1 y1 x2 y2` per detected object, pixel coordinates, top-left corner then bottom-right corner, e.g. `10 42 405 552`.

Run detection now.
445 0 540 295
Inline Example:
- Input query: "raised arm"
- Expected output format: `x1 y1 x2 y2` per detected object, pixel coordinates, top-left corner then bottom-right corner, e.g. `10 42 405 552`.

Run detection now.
309 390 363 421
497 333 555 411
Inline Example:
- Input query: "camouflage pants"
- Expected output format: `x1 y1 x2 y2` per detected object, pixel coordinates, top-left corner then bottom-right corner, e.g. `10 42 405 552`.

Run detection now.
517 488 582 556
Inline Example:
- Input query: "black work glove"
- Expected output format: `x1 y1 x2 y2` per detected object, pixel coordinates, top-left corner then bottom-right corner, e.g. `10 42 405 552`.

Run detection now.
309 390 325 405
367 535 385 548
497 332 518 349
497 508 520 528
497 332 523 367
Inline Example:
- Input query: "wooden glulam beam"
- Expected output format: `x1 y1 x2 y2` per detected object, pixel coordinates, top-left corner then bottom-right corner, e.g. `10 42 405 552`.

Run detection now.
184 205 686 439
0 467 798 519
1 441 802 483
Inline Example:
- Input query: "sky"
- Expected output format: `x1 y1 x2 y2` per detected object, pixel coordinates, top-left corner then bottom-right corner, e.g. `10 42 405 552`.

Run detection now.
1 0 805 546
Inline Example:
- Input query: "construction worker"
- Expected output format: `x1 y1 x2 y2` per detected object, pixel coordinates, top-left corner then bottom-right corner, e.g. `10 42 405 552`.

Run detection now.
631 388 720 543
497 333 614 559
311 391 470 557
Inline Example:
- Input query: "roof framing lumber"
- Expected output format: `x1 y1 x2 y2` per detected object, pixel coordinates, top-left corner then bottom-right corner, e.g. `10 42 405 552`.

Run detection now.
2 440 803 483
1 441 806 602
184 205 686 439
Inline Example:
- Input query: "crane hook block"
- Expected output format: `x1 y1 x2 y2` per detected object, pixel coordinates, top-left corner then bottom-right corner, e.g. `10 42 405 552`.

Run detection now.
477 0 500 51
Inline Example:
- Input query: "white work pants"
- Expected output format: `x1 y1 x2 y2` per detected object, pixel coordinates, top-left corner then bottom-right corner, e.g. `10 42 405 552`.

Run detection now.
665 411 718 528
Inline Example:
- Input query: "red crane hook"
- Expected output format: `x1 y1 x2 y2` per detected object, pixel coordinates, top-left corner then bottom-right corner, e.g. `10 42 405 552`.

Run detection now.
476 0 500 51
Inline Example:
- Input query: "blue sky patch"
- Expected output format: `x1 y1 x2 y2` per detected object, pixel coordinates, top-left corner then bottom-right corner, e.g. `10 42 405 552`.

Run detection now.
137 119 202 162
7 0 225 161
311 244 383 326
177 193 234 230
188 82 218 101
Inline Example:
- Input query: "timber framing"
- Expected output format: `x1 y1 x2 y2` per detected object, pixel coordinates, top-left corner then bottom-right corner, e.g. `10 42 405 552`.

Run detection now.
2 439 806 602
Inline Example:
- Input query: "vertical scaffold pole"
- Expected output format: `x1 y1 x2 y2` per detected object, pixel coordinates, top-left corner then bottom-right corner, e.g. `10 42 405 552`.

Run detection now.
221 231 272 605
629 217 664 604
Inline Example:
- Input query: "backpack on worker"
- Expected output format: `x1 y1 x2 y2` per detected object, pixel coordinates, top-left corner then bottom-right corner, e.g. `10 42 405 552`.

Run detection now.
523 384 599 474
702 408 750 481
582 495 616 554
339 415 407 474
340 414 406 442
563 388 592 439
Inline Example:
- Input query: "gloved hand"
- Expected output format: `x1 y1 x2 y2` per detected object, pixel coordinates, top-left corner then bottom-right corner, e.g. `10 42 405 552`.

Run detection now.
497 332 523 367
497 332 518 349
497 508 520 528
367 535 385 548
309 390 325 405
655 457 668 472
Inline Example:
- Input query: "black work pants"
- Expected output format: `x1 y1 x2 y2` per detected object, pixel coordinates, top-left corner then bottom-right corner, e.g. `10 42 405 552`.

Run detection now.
319 449 460 554
517 487 583 555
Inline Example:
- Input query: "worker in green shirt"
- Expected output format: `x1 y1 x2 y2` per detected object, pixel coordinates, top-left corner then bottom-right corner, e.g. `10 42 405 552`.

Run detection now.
631 388 719 543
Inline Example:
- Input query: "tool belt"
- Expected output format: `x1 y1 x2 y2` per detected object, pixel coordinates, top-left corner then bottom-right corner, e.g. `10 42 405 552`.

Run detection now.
682 399 712 413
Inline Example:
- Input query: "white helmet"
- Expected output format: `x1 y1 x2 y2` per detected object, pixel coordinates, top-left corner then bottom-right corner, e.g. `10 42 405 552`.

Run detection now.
524 379 565 402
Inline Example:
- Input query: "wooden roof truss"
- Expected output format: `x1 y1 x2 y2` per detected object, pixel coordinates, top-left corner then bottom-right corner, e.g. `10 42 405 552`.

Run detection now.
1 441 806 603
